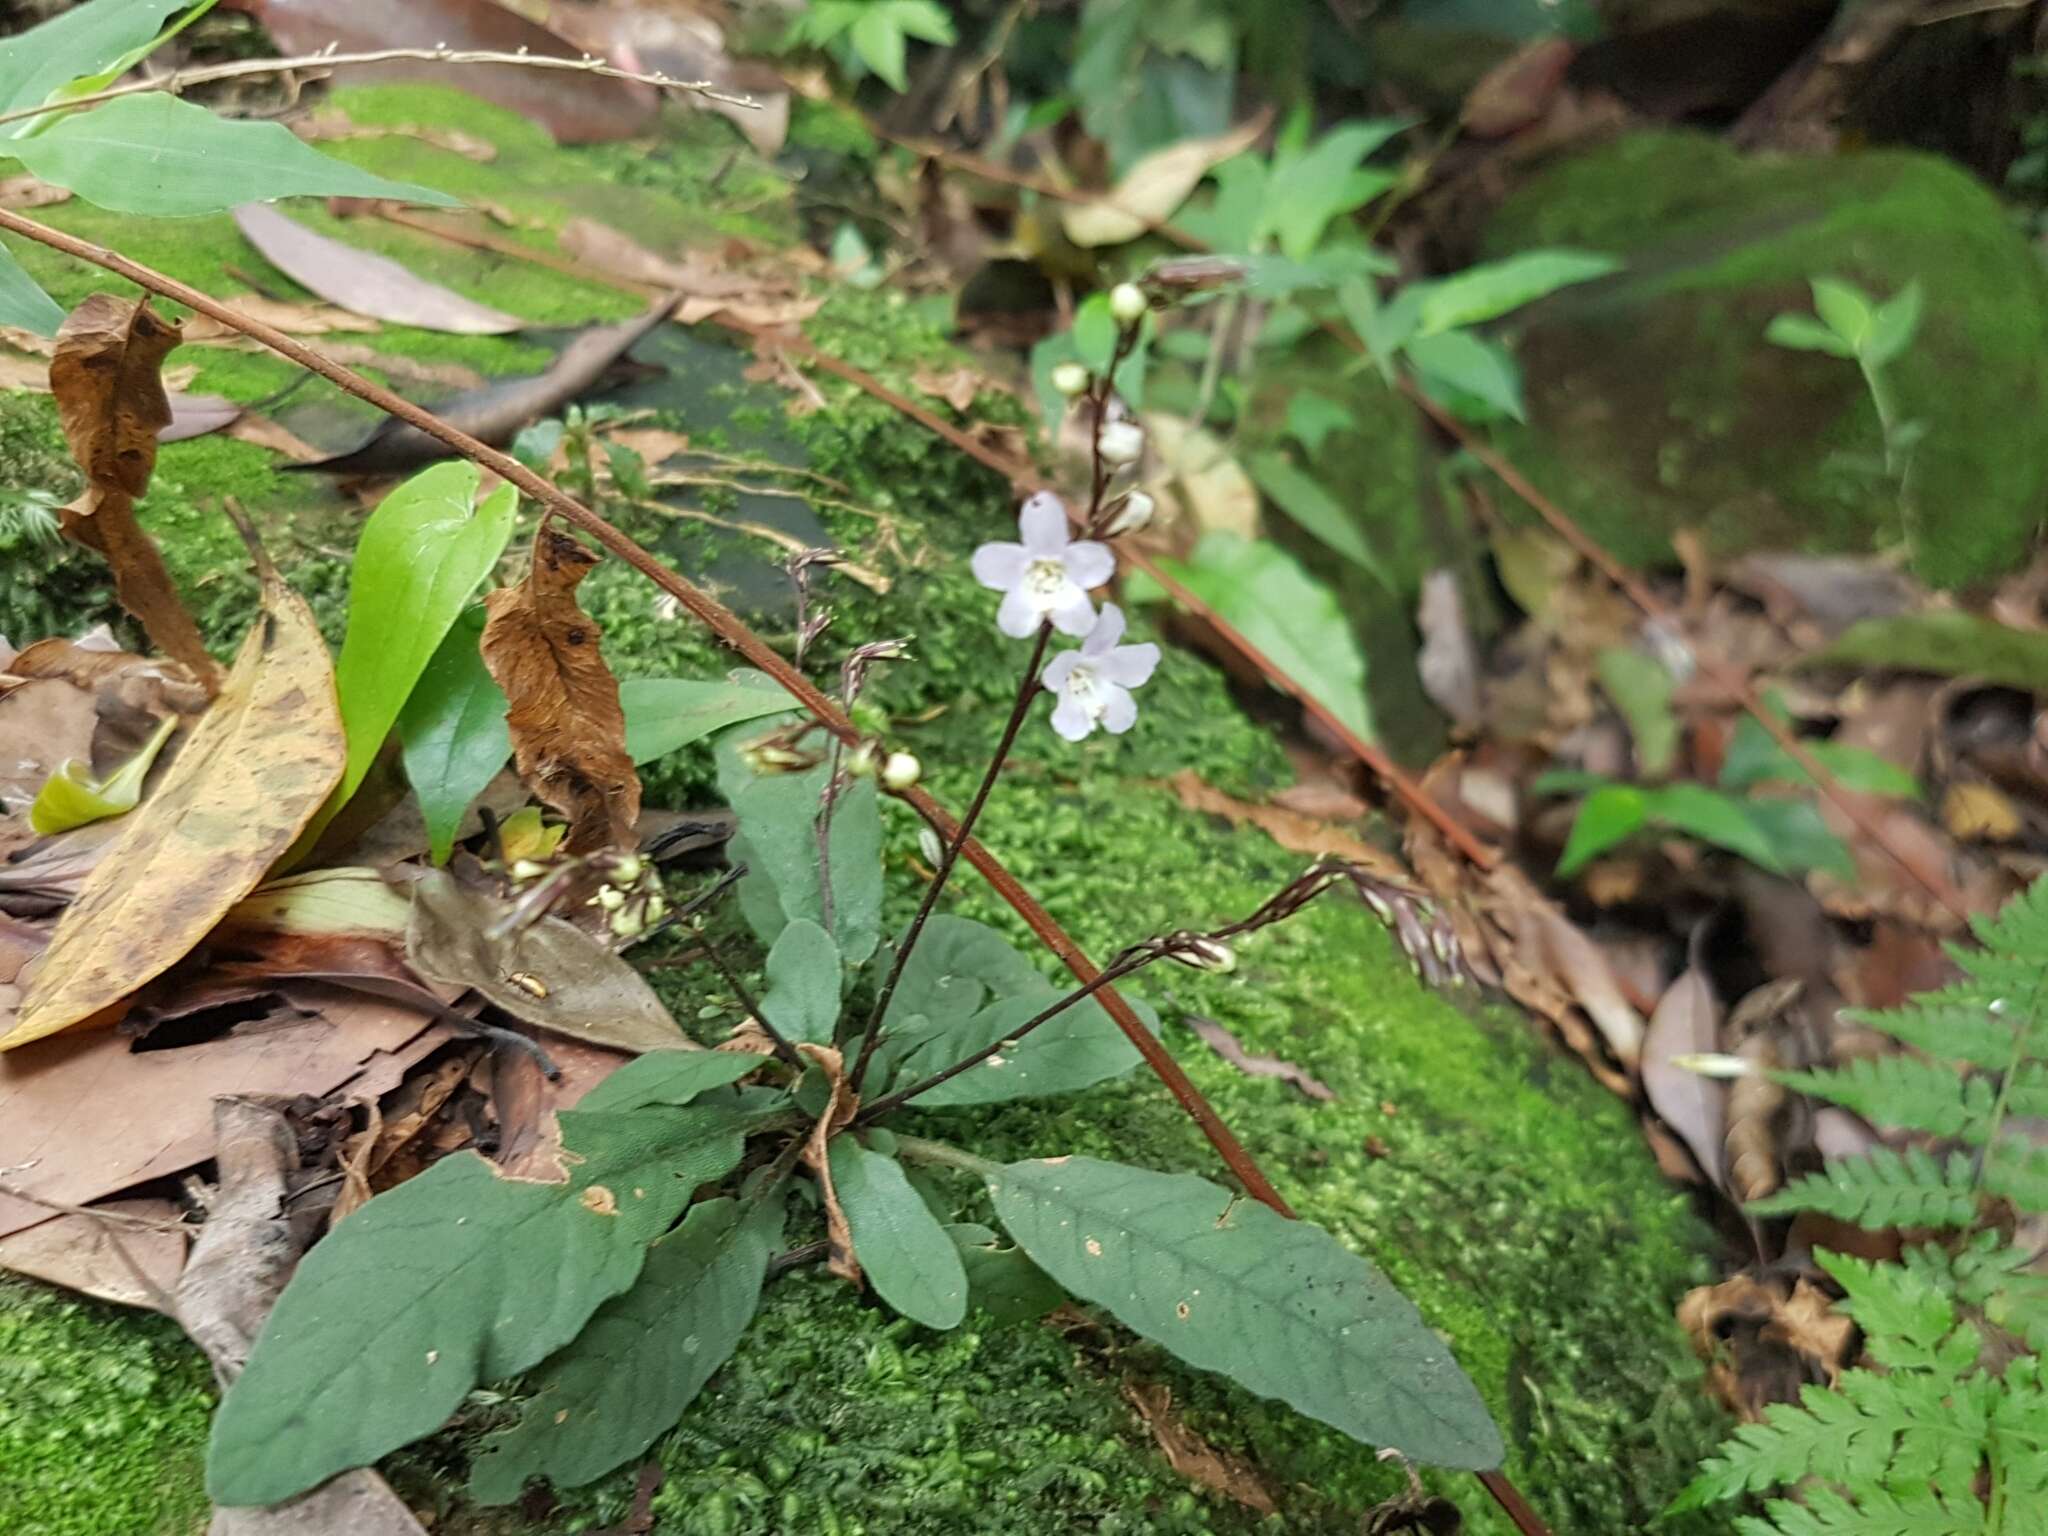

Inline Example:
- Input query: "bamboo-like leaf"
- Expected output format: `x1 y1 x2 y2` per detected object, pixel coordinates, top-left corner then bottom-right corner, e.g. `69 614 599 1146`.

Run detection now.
395 608 510 864
0 0 204 124
989 1157 1502 1469
0 243 62 336
830 1138 966 1328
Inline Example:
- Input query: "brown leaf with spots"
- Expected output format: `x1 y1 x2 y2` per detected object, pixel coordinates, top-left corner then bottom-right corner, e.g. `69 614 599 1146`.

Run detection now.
1679 1272 1856 1419
1167 770 1407 879
48 295 221 692
481 527 640 853
1121 1381 1277 1515
4 549 345 1048
796 1043 861 1286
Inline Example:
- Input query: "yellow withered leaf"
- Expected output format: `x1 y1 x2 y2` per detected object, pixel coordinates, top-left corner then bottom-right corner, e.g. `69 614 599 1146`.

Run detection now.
5 564 345 1049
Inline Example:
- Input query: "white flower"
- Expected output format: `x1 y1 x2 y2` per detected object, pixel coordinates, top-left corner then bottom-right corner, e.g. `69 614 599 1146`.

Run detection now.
1097 420 1144 466
1102 490 1154 537
1041 603 1159 741
971 492 1113 638
1109 282 1148 325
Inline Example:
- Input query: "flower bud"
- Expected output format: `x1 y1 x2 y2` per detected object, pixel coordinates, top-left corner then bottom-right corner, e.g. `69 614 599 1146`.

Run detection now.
610 854 644 886
644 894 667 923
1109 282 1149 326
881 751 922 791
1103 490 1155 537
845 740 879 778
591 884 627 911
849 699 889 737
610 905 647 940
1051 361 1090 398
509 858 547 882
918 827 945 866
1097 420 1144 467
740 740 811 775
1172 937 1236 974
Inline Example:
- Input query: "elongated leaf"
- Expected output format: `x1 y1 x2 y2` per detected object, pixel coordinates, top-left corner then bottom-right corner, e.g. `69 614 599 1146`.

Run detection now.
1596 647 1677 777
468 1193 781 1501
14 94 456 216
1158 531 1374 743
0 242 62 336
396 608 510 864
1648 782 1786 874
990 1158 1502 1469
576 1049 763 1115
332 463 517 815
1718 713 1919 798
830 1138 967 1328
1765 313 1855 358
1805 611 2048 692
759 919 843 1046
1556 784 1647 877
208 1104 757 1506
1261 120 1407 260
1403 329 1525 423
1865 280 1923 370
232 202 522 335
1810 276 1874 352
1411 250 1618 336
1246 451 1379 573
1061 116 1266 248
0 0 200 123
949 1224 1066 1323
880 915 1045 1033
892 990 1145 1107
619 678 795 764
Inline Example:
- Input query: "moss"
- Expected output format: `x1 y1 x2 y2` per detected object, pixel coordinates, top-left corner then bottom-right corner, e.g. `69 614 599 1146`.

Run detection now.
1482 131 2048 588
0 1279 213 1536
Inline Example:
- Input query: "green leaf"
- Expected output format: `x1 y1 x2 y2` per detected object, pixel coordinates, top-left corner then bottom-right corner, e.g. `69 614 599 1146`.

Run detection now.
1595 647 1677 777
891 990 1146 1107
0 0 204 124
574 1049 764 1115
948 1224 1066 1323
0 242 62 336
1810 276 1875 351
1802 612 2048 692
849 5 910 91
1748 1146 1979 1228
1777 1056 1996 1143
879 915 1043 1033
1403 329 1525 423
619 679 796 765
1817 1250 1959 1373
1718 715 1919 798
208 1104 758 1506
830 1138 967 1328
1284 392 1356 455
1072 293 1119 373
1764 313 1856 358
1646 782 1787 874
1158 531 1374 743
1556 785 1648 876
1738 797 1856 881
332 464 517 814
468 1193 782 1502
28 712 175 835
1259 120 1407 260
1409 250 1619 337
395 608 509 865
1338 278 1421 378
1246 451 1382 575
14 93 459 216
759 919 843 1046
990 1157 1502 1469
1864 281 1923 370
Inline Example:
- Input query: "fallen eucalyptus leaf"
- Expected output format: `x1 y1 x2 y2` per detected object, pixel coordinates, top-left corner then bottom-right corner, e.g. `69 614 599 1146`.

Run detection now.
233 203 525 334
1185 1014 1336 1103
1642 970 1725 1186
1060 116 1266 248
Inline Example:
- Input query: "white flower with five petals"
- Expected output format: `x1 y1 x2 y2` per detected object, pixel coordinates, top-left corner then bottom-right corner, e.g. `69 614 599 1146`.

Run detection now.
1042 603 1159 741
971 492 1113 638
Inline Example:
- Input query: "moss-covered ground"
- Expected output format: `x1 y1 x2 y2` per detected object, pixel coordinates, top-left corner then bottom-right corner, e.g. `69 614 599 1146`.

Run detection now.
0 85 1726 1536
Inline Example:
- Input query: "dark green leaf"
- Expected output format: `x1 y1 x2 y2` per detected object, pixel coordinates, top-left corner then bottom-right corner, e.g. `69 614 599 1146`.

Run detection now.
1646 782 1786 874
990 1158 1502 1469
396 608 509 865
208 1105 755 1506
893 990 1146 1107
830 1137 967 1328
1556 784 1647 877
1718 715 1919 798
574 1049 764 1115
0 242 62 336
1404 329 1525 423
468 1193 782 1502
1409 250 1618 336
1246 451 1382 575
759 919 842 1046
1738 797 1856 881
620 679 801 765
15 94 458 215
880 915 1044 1033
948 1224 1066 1323
1284 392 1356 456
1802 612 2048 692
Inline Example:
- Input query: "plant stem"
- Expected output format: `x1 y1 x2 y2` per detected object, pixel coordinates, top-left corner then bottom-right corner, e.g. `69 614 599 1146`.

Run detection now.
891 1135 1001 1178
851 622 1053 1089
695 928 805 1072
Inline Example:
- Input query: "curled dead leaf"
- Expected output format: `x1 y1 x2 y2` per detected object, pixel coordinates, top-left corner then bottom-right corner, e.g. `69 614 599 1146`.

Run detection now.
1121 1380 1277 1515
1678 1271 1856 1419
796 1042 860 1286
481 528 640 854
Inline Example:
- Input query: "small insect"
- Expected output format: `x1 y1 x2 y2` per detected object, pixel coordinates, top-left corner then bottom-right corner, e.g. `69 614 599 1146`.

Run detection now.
507 970 550 999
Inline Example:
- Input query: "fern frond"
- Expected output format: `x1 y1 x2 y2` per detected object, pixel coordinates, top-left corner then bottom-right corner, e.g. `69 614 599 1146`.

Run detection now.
1670 1383 1905 1509
1902 1236 2048 1354
1777 1057 1997 1142
1841 1000 2023 1070
2002 1061 2048 1121
1749 1146 1978 1228
1747 1486 1990 1536
1817 1251 1957 1369
1982 1135 2048 1214
1961 875 2048 979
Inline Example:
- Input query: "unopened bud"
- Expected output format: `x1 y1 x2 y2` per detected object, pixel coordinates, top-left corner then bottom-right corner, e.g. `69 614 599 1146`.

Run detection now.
845 740 879 778
644 894 666 922
1103 490 1155 537
591 884 627 911
849 699 889 737
1097 420 1144 467
1109 283 1148 326
881 751 922 791
1173 938 1236 974
610 905 647 940
741 741 811 775
1051 361 1090 398
610 854 643 886
918 827 945 866
509 858 547 882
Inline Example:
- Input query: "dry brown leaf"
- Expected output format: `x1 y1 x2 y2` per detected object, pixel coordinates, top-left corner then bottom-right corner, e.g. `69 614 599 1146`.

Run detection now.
225 412 325 463
1121 1381 1277 1514
1524 903 1644 1067
1641 969 1725 1186
482 527 641 853
0 172 70 210
182 295 381 340
558 220 821 328
1185 1015 1335 1102
1679 1272 1856 1419
233 204 525 335
1167 769 1406 877
48 296 223 690
1060 114 1268 248
5 551 345 1047
910 365 985 414
1143 414 1258 540
0 677 98 809
329 1053 474 1221
1461 37 1575 137
0 1197 185 1310
1723 979 1811 1203
797 1042 860 1285
311 342 485 391
1943 781 2023 843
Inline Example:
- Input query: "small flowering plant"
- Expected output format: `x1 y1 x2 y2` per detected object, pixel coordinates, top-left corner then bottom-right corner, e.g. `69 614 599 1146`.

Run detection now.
208 277 1504 1521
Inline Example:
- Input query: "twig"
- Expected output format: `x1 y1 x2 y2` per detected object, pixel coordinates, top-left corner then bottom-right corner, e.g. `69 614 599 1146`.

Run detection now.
694 927 806 1072
0 44 750 131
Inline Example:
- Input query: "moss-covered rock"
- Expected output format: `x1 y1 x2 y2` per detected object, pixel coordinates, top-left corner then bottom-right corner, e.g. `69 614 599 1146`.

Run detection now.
0 86 1727 1536
1483 130 2048 587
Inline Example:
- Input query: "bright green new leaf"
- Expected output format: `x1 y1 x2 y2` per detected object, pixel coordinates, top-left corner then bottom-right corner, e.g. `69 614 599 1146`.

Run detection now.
948 1223 1066 1323
838 0 953 92
1803 611 2048 693
1764 312 1855 358
574 1049 764 1115
467 1194 782 1502
619 678 800 764
1649 782 1786 874
1403 329 1526 423
830 1137 967 1328
759 919 843 1046
990 1157 1503 1469
0 0 203 125
1810 276 1875 351
891 990 1146 1107
1719 714 1919 799
1158 531 1374 743
1556 784 1648 876
395 608 508 864
14 93 458 216
1259 120 1407 260
1864 280 1924 371
208 1104 756 1506
332 464 517 816
1246 451 1383 576
28 712 175 835
1595 648 1677 777
1409 250 1619 337
0 243 62 336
